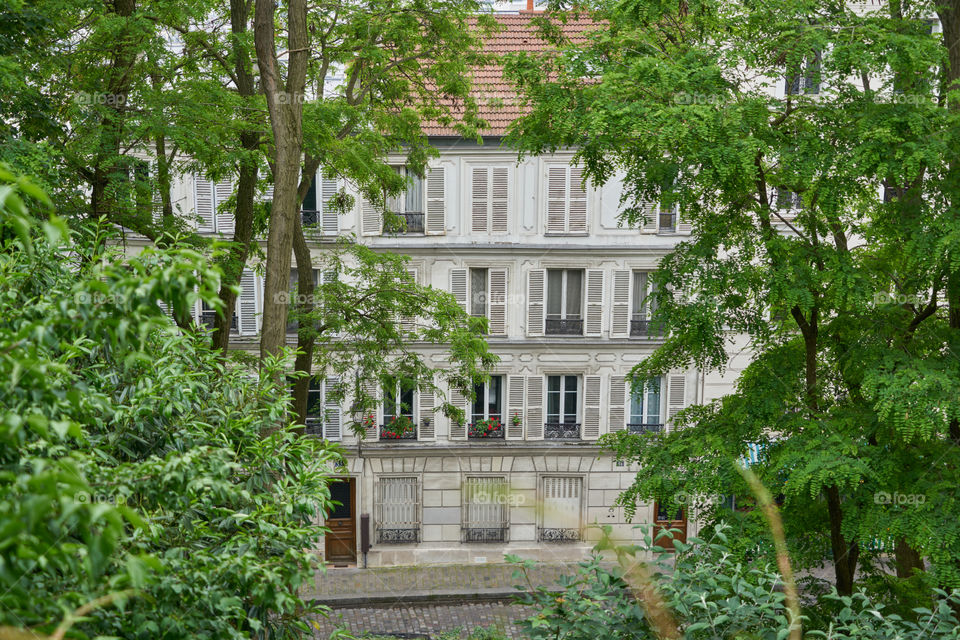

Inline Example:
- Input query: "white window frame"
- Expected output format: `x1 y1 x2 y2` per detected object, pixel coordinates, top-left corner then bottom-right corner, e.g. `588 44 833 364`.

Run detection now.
471 375 504 424
547 269 584 321
628 377 663 428
462 476 509 542
538 475 584 542
375 475 421 544
546 374 581 424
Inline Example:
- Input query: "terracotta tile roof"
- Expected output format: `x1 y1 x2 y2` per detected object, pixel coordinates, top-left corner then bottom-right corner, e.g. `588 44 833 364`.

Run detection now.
423 13 597 137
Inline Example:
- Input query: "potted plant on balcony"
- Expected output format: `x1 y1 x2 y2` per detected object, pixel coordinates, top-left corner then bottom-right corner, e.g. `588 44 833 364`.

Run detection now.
511 412 522 429
381 415 415 439
470 417 502 438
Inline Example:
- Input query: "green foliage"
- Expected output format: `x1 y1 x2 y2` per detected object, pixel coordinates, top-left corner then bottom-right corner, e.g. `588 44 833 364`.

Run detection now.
510 525 960 640
0 170 336 638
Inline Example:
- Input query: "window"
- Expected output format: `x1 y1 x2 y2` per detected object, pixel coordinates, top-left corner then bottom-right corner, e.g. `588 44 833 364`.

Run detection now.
546 375 580 439
382 376 416 439
471 166 509 233
470 376 503 438
462 477 509 542
628 378 662 433
376 476 420 543
199 301 238 334
785 50 821 96
540 476 582 542
658 203 678 232
470 268 488 318
385 167 424 234
546 269 583 335
776 188 802 211
286 268 321 335
630 271 661 337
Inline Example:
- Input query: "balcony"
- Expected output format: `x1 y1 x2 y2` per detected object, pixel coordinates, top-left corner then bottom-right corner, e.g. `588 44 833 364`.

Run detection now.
545 316 583 336
384 212 424 234
301 208 319 226
630 317 665 338
544 422 581 440
462 527 509 543
379 423 417 440
377 528 420 543
538 527 581 543
627 423 663 434
304 418 323 436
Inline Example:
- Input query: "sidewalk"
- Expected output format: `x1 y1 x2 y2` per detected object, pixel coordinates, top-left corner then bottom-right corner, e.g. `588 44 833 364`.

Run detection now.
305 561 585 606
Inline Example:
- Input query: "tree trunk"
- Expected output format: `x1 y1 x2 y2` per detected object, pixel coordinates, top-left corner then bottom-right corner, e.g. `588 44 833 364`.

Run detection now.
894 537 925 578
825 485 857 595
291 214 316 427
254 0 308 361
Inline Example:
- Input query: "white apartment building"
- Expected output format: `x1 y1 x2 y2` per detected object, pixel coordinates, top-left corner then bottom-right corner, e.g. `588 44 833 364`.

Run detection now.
130 14 754 567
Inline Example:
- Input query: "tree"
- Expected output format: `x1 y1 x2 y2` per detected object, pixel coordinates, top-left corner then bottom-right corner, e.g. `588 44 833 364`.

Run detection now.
504 0 960 595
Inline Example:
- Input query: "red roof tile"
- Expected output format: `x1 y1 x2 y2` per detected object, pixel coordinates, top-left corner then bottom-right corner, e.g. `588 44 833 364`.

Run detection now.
423 13 596 137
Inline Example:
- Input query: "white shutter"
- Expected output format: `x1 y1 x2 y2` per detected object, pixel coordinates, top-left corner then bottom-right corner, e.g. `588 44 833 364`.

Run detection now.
585 269 605 337
449 387 469 440
361 197 380 236
425 165 445 235
506 375 525 440
639 200 658 233
321 178 339 236
488 268 507 336
215 179 234 234
471 167 489 233
491 167 509 232
150 165 163 224
568 167 587 233
194 175 215 232
611 270 631 338
324 376 342 441
361 378 379 441
418 387 435 441
666 372 687 428
676 208 692 235
546 166 567 233
449 268 468 313
526 269 546 337
237 269 258 336
583 375 601 439
542 477 582 530
609 375 626 433
400 267 418 334
525 376 544 440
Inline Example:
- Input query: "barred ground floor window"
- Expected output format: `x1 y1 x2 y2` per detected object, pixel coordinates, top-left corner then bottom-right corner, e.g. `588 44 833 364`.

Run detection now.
376 476 420 543
539 476 583 542
462 476 509 542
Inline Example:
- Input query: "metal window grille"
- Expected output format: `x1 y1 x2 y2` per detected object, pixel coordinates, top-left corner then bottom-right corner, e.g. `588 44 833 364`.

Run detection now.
462 477 509 542
540 476 582 542
375 476 420 543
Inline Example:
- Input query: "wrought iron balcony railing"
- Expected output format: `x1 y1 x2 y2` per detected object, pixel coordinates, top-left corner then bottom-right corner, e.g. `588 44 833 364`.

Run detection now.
630 317 666 338
384 212 424 234
301 208 319 226
468 421 504 439
538 527 581 543
377 528 420 543
659 211 677 232
462 527 509 543
379 424 417 440
545 316 583 335
304 419 323 436
544 422 581 440
627 423 663 434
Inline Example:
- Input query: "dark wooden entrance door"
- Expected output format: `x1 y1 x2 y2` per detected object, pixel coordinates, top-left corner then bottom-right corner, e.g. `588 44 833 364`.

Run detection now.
652 501 687 550
325 478 356 564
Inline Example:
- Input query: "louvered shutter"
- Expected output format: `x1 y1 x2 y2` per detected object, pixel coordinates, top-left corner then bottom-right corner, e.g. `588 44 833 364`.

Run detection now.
361 378 379 441
546 166 567 233
526 269 546 336
361 197 380 236
676 208 692 235
321 178 339 236
506 375 525 440
611 270 631 337
215 179 234 234
471 167 489 233
542 477 582 531
666 372 687 429
525 376 544 440
640 200 658 233
150 165 163 223
583 375 602 439
324 376 342 441
237 269 258 336
400 268 418 334
488 268 507 336
449 387 469 440
418 386 435 441
609 375 626 433
491 167 509 232
194 175 215 232
568 167 587 233
449 268 468 313
425 165 445 235
585 269 605 337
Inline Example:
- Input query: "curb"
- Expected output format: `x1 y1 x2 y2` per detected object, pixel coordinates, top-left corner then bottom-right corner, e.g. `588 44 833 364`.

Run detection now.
308 588 526 608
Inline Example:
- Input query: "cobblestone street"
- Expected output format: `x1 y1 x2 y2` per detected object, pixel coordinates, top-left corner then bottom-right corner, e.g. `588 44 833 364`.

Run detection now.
311 601 532 639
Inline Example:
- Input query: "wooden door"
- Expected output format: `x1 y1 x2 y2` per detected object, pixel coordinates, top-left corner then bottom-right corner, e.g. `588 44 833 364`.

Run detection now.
325 478 356 564
652 501 687 550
